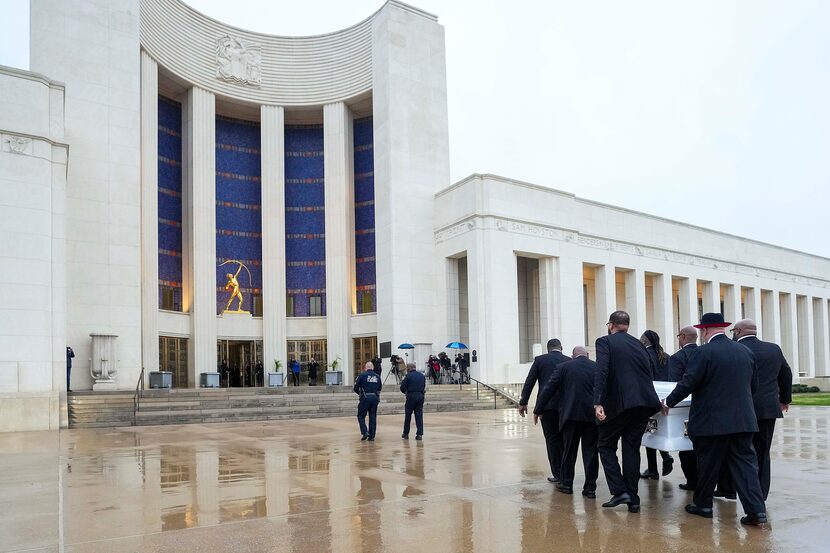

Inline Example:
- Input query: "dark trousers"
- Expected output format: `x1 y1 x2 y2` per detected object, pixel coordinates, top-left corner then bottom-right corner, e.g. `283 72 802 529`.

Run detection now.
66 367 71 391
679 449 698 487
403 393 424 437
560 420 599 492
291 372 300 386
693 432 765 514
539 409 564 479
645 447 674 473
357 394 380 438
754 418 776 500
309 371 317 385
598 406 653 502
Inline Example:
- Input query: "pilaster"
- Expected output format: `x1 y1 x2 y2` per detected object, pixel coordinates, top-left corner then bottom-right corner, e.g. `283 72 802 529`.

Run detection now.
323 102 354 382
140 51 159 378
260 105 286 374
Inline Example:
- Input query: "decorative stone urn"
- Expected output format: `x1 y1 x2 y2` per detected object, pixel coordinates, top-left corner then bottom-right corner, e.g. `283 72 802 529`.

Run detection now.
89 334 118 391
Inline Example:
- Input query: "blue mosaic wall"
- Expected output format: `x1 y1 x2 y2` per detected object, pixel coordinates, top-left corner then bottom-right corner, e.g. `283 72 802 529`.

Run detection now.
353 117 376 313
215 115 262 315
285 124 326 317
158 96 183 311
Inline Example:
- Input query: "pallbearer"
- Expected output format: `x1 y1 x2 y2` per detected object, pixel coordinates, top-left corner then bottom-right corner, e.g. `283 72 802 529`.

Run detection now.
662 313 767 526
668 326 699 491
534 347 599 498
640 330 674 480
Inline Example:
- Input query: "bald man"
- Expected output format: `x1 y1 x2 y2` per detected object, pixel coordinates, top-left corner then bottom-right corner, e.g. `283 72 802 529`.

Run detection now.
535 346 599 497
669 326 699 491
732 319 792 500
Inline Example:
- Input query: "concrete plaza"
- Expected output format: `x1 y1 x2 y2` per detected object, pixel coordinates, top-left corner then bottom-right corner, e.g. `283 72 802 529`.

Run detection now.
0 407 827 552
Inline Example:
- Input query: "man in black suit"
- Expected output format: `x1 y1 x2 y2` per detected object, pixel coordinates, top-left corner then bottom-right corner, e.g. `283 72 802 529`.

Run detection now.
519 338 571 483
594 311 661 513
534 346 599 498
668 325 699 491
732 318 792 500
662 313 767 526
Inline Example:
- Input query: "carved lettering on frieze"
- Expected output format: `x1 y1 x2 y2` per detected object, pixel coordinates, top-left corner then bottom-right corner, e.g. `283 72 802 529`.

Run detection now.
577 236 611 249
612 242 637 255
216 35 262 87
435 220 476 243
508 221 564 240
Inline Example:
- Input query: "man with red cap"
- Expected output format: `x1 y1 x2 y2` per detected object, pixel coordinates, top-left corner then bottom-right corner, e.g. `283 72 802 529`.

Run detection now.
662 313 767 526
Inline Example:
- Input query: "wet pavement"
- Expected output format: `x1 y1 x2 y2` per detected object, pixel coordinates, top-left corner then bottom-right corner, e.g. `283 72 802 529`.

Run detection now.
0 407 828 552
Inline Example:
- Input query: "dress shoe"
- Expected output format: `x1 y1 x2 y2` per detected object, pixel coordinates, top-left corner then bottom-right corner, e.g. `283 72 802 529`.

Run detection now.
678 483 695 491
361 434 369 441
639 470 659 480
685 504 714 518
628 504 641 513
368 437 375 441
582 490 596 499
713 489 737 500
556 484 573 495
662 458 674 476
740 513 768 526
402 434 409 439
602 493 632 508
415 435 422 441
547 476 559 484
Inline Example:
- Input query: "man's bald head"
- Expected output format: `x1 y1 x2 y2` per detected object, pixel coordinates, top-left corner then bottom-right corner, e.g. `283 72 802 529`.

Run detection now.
732 319 757 341
572 346 588 359
678 326 698 347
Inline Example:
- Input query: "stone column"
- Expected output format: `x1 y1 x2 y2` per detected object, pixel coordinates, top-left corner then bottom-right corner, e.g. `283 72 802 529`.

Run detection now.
678 277 698 329
815 298 830 377
654 273 674 352
724 283 742 326
323 102 354 382
558 256 586 351
779 292 799 377
183 87 216 379
702 279 720 314
595 264 616 334
260 105 286 375
745 287 763 337
539 257 560 342
140 51 159 378
625 268 646 337
763 290 782 345
446 258 460 340
800 296 815 378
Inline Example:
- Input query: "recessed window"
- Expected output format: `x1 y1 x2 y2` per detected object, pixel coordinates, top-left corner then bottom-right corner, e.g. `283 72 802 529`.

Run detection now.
309 296 322 317
286 295 295 317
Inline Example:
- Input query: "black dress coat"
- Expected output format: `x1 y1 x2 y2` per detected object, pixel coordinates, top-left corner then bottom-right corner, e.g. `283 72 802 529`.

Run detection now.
646 346 669 382
593 332 661 420
520 351 571 411
665 334 759 437
738 336 793 420
668 343 698 382
534 356 597 429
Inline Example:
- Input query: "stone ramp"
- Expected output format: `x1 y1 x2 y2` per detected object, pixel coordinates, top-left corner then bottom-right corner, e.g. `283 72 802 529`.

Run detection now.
67 384 515 428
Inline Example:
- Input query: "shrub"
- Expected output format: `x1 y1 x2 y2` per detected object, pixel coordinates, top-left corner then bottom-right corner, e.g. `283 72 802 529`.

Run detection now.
792 384 821 394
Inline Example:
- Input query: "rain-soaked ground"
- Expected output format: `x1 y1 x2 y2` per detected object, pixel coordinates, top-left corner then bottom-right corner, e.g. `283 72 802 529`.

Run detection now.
0 407 827 552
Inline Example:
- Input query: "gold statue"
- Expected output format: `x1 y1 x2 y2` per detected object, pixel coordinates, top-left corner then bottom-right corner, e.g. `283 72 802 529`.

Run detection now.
218 259 251 313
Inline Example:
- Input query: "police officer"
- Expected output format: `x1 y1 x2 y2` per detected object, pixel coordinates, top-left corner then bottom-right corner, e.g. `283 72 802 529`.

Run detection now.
354 361 383 441
400 362 426 440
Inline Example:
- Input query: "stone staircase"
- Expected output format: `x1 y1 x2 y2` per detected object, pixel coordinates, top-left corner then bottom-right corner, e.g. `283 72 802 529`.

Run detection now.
67 384 515 428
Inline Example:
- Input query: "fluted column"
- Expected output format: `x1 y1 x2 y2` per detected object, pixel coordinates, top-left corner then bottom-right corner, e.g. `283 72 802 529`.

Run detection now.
595 265 616 332
261 105 286 376
140 51 159 378
323 102 354 382
626 268 646 337
654 273 674 351
184 87 216 378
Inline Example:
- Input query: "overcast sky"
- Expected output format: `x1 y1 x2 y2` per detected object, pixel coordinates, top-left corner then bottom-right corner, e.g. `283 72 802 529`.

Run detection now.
2 0 828 258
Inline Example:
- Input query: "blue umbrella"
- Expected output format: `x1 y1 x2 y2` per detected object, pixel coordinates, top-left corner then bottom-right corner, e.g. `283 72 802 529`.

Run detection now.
398 343 415 349
445 342 468 349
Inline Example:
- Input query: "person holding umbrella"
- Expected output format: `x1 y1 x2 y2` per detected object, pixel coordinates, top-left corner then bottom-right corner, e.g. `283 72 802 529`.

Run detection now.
446 342 469 383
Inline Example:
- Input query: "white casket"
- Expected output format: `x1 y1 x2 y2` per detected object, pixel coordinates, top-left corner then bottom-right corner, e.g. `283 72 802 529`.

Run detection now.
641 381 693 452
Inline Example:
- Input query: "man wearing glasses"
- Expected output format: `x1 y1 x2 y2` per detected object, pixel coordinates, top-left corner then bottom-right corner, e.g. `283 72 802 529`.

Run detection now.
669 326 699 491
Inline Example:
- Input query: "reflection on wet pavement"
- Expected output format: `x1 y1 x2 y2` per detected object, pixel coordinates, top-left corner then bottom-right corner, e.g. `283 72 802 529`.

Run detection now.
0 407 828 552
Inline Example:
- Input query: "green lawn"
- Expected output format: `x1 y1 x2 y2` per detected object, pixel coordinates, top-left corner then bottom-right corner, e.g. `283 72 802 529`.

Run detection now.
791 393 830 406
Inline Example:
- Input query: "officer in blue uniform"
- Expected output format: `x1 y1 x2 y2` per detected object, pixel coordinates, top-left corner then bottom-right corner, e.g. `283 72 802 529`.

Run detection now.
354 361 383 441
400 362 426 440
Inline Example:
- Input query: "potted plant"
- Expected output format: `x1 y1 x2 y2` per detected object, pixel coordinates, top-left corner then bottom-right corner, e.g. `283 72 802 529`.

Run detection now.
268 359 284 387
325 356 343 385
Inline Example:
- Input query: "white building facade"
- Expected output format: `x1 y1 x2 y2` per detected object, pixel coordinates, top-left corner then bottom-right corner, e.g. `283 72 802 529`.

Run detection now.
0 0 827 432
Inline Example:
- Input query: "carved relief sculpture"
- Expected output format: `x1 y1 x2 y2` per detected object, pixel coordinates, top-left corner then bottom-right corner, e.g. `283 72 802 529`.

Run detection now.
4 134 31 155
216 35 262 86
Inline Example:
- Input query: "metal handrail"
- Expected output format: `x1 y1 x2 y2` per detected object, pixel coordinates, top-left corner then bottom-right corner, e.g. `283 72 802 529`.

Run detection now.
467 377 518 409
132 367 145 426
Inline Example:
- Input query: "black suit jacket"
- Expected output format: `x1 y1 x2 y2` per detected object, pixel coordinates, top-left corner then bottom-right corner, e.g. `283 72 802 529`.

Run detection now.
668 343 698 382
520 351 571 411
666 334 759 437
738 336 793 420
534 356 597 429
594 332 661 420
646 346 669 382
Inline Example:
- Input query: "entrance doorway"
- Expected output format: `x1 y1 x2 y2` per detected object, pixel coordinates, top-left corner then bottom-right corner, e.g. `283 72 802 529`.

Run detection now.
353 336 378 375
159 336 188 388
217 339 263 387
286 339 327 385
